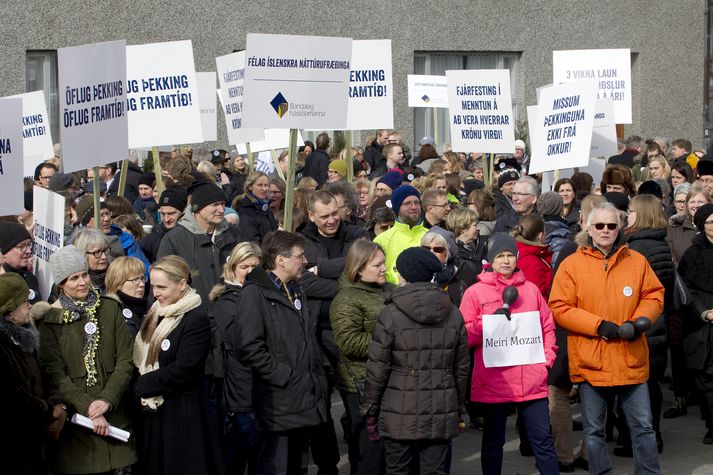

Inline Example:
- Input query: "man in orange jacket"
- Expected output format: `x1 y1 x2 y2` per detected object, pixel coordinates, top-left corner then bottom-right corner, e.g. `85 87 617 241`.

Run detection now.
549 202 664 474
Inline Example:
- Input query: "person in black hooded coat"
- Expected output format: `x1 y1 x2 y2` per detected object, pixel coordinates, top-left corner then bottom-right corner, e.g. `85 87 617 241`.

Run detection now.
233 172 278 243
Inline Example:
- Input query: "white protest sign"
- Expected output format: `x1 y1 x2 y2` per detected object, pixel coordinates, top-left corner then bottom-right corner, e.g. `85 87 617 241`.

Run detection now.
407 75 448 108
242 33 352 129
235 129 304 154
126 40 203 148
58 40 128 173
590 97 618 158
553 48 631 124
446 69 515 153
0 98 24 215
255 150 275 174
6 91 54 176
196 72 217 142
32 186 65 300
346 40 393 130
215 51 265 145
482 311 546 368
529 81 597 174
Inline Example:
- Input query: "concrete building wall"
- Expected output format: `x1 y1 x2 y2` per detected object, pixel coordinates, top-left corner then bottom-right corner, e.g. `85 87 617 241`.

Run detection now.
0 0 707 148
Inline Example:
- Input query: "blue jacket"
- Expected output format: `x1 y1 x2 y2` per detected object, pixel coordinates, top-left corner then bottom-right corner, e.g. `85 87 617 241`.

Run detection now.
107 224 150 279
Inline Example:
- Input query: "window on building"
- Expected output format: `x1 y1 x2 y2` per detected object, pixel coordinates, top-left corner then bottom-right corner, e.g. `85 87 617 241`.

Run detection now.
413 52 520 153
26 50 59 144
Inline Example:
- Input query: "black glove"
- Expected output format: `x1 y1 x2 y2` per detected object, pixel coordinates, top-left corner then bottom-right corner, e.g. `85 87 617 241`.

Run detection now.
597 320 619 340
493 307 511 320
620 316 652 341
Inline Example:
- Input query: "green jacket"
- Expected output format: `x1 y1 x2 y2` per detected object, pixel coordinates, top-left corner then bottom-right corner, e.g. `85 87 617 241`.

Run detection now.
374 220 428 284
329 275 393 393
37 297 137 474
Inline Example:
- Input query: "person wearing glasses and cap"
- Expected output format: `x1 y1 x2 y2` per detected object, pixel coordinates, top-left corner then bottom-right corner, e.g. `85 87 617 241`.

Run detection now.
0 222 42 303
550 202 664 474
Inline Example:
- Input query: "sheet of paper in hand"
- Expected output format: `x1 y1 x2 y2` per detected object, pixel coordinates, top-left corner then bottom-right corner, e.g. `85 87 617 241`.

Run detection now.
482 311 545 368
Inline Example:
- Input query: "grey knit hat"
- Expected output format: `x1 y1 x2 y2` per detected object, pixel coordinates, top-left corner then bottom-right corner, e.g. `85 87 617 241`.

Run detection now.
487 233 519 263
537 191 564 217
49 245 88 285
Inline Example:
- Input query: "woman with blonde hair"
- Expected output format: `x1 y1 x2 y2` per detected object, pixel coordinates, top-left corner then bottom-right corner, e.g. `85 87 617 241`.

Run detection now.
211 242 262 474
104 256 148 338
134 255 224 475
233 171 277 243
643 155 671 181
442 151 464 173
330 240 392 473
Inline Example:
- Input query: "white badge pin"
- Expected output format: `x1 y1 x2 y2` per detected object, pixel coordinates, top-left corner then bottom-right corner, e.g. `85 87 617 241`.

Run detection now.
623 286 633 297
385 200 392 209
262 204 269 212
122 308 133 319
28 289 35 300
84 322 97 335
161 339 171 351
294 299 302 311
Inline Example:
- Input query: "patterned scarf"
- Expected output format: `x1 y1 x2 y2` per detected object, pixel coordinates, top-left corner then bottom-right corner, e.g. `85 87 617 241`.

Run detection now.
59 288 101 387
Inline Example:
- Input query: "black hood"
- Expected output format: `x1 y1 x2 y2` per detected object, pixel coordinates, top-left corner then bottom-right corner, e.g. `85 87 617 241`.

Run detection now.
390 282 453 325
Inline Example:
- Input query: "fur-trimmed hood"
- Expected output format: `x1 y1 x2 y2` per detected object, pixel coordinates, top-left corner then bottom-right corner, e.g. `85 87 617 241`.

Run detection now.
0 317 39 353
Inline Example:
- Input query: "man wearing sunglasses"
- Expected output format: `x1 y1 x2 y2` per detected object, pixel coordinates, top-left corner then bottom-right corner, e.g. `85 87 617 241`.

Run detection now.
549 202 664 474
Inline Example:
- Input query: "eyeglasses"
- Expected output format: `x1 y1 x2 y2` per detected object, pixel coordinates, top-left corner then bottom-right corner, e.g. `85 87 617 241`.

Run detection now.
86 247 109 259
13 242 32 252
592 223 617 230
99 211 113 219
401 200 421 208
674 200 687 205
422 245 447 254
126 275 146 284
430 203 449 208
284 252 305 260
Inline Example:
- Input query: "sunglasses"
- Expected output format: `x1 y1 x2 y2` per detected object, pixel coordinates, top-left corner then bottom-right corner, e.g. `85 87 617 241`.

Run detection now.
592 223 617 230
422 245 447 254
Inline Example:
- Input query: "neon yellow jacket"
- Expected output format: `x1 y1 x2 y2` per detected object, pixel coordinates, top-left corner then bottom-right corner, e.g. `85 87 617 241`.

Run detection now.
374 220 428 284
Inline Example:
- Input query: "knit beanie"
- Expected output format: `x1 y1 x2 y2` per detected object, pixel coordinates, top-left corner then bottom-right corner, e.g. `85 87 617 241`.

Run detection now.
498 169 520 188
328 160 347 178
75 195 107 226
637 180 663 199
697 159 713 177
158 185 188 211
0 273 29 315
138 172 156 188
487 232 519 263
188 179 227 211
0 222 32 254
49 245 88 285
377 170 403 191
537 191 564 217
390 185 420 215
463 179 485 197
48 173 75 192
603 192 629 212
210 149 229 164
396 247 444 283
694 203 713 232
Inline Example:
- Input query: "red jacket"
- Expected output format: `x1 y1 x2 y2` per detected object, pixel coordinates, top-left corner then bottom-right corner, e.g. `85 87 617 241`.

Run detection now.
515 239 553 298
459 270 557 403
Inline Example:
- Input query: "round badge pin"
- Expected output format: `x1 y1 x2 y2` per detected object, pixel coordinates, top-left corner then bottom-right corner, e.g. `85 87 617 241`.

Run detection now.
161 339 171 351
262 204 269 212
407 173 415 181
385 200 392 209
623 286 633 297
294 299 302 311
28 289 35 300
84 322 97 335
122 308 133 319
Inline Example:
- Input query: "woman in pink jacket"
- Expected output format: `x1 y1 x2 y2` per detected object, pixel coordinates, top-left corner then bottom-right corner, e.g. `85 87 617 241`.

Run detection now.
459 233 558 475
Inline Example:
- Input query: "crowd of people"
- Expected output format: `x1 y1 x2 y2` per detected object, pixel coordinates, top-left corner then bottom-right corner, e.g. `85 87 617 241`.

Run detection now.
2 130 713 475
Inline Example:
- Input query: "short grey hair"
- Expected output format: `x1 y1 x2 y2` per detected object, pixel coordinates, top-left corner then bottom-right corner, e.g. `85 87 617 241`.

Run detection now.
586 202 621 229
71 227 110 254
421 232 451 260
516 176 540 196
674 182 693 197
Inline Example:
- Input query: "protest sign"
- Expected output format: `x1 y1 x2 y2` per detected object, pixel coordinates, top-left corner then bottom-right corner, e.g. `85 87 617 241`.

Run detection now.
553 48 631 124
58 40 128 172
590 97 618 157
196 72 217 142
407 75 448 108
215 51 265 145
126 40 203 148
255 150 275 174
528 81 597 174
345 40 393 130
32 186 65 300
6 91 54 176
241 33 352 129
235 129 304 154
482 311 546 368
446 69 515 153
0 98 24 215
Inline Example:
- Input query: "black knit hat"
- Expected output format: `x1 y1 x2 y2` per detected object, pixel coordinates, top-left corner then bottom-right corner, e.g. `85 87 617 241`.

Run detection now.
0 222 32 254
188 180 226 211
158 185 188 211
138 172 156 188
75 195 107 226
697 160 713 178
396 247 444 283
637 180 663 199
603 192 629 212
498 169 520 188
487 232 518 263
694 203 713 232
210 149 229 164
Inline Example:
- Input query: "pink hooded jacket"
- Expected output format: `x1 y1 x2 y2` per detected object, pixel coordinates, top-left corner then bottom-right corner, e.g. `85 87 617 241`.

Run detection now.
459 269 557 403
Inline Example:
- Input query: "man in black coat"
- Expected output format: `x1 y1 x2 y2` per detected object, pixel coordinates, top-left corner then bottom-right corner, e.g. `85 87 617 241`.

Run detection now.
107 158 143 203
608 135 644 169
363 128 391 174
298 190 368 474
303 132 332 186
234 231 328 474
140 185 187 262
